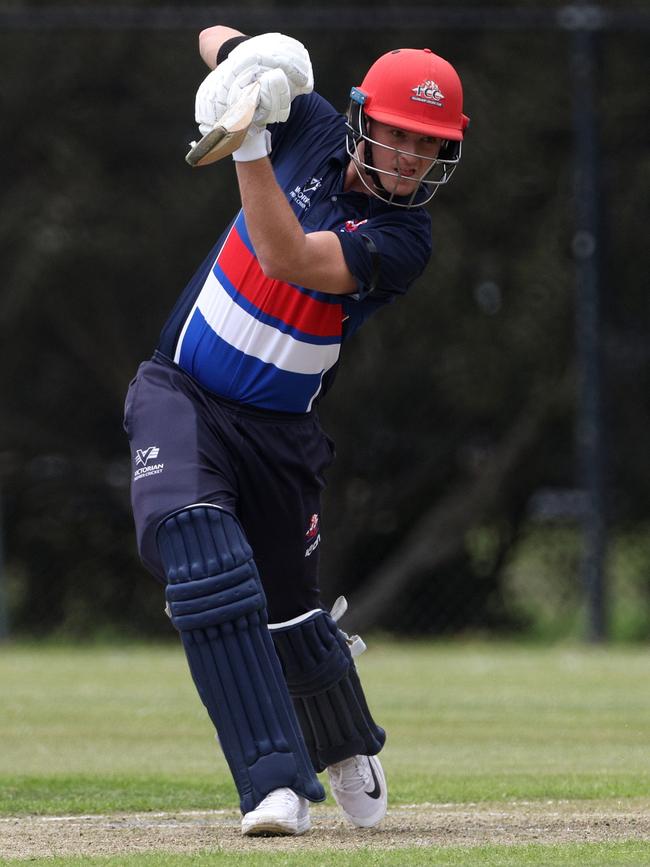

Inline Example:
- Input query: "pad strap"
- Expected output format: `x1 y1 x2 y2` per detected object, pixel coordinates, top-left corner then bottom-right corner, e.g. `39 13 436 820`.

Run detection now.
158 504 324 813
269 609 385 772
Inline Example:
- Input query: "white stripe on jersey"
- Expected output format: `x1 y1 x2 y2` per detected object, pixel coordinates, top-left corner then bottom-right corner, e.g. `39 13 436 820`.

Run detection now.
172 226 234 366
188 267 341 376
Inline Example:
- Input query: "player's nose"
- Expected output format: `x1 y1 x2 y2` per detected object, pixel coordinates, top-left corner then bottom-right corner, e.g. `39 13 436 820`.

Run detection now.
397 146 419 172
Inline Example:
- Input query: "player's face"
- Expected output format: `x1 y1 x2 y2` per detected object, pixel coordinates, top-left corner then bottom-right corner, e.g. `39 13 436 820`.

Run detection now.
368 120 442 198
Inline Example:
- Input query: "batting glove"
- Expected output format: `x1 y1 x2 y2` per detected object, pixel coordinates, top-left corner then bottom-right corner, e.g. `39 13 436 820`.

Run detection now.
195 64 292 137
227 32 313 102
195 62 233 136
231 68 293 162
239 66 291 127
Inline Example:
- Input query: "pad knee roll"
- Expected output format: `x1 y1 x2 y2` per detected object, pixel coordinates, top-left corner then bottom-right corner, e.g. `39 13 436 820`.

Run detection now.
269 609 385 772
157 504 324 813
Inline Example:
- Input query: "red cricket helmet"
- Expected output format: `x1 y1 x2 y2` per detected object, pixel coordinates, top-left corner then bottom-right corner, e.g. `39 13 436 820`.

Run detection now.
356 48 469 140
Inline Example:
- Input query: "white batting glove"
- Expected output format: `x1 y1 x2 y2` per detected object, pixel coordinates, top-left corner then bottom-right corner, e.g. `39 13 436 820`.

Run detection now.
195 62 233 136
230 68 291 160
234 67 291 127
195 62 292 137
228 32 313 101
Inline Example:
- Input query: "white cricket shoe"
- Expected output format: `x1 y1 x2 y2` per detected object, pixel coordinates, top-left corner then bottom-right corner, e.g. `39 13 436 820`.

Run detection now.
327 755 387 828
241 787 311 836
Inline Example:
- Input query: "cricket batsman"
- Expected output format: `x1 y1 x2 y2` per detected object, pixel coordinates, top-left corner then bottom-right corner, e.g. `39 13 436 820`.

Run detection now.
124 25 468 836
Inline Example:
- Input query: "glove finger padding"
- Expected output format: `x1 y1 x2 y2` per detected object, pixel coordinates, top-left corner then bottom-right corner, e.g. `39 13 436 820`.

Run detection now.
231 69 289 161
228 32 313 98
194 32 311 139
194 57 264 136
254 68 291 125
195 61 234 136
195 62 291 137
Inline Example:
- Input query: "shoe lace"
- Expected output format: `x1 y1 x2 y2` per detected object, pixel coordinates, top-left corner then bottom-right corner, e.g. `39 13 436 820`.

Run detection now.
329 756 372 794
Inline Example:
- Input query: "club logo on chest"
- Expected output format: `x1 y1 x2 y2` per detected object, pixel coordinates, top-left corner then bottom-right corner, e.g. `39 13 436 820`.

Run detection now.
290 176 323 210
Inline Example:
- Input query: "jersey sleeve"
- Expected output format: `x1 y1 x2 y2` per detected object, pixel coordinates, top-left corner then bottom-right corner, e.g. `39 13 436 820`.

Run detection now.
268 92 343 161
336 210 432 337
337 209 432 300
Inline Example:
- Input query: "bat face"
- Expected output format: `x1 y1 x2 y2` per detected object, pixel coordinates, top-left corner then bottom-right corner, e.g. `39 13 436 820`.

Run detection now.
186 81 261 167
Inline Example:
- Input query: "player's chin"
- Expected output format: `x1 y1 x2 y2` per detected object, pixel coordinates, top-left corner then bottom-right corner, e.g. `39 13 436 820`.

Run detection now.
382 175 420 198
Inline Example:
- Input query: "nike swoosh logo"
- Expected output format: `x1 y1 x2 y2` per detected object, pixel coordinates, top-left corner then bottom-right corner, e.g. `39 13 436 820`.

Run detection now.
366 759 382 800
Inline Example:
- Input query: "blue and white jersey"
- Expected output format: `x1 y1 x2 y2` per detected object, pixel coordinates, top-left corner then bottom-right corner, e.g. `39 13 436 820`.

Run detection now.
158 92 432 412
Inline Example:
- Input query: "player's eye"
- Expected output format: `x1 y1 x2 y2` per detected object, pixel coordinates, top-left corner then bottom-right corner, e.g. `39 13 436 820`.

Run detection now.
418 136 442 156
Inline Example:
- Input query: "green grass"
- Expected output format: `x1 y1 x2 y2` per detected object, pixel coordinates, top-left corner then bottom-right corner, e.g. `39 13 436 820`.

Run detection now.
3 842 650 866
3 641 649 810
1 641 649 864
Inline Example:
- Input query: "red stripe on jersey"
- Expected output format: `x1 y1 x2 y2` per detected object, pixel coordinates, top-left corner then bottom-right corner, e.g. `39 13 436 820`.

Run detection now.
216 227 343 339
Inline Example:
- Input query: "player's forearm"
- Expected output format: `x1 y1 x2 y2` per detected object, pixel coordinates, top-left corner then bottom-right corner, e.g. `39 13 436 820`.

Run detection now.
199 26 245 69
235 160 356 295
236 159 308 277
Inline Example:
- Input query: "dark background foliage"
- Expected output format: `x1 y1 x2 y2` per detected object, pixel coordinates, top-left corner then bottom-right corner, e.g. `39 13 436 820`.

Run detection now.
1 2 648 639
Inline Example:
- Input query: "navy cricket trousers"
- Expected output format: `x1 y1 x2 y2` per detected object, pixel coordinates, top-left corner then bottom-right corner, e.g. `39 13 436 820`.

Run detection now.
123 353 336 622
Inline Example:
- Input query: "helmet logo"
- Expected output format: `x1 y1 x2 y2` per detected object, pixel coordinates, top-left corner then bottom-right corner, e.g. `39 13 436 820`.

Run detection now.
411 80 445 107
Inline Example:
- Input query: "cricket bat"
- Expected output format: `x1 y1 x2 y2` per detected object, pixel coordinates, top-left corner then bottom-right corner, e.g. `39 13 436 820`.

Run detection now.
185 81 261 167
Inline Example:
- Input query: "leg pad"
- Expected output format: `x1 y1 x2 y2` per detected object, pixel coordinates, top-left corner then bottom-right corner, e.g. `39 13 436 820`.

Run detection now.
269 609 385 772
157 505 325 813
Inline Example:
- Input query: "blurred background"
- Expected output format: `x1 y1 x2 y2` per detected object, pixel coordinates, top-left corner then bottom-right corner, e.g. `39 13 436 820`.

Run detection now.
1 0 648 644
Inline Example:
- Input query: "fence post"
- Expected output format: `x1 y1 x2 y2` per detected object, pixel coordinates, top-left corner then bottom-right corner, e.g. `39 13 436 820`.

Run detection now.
564 5 607 641
0 479 9 641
